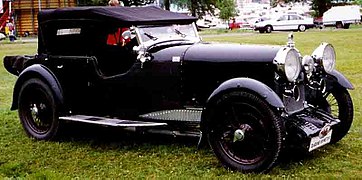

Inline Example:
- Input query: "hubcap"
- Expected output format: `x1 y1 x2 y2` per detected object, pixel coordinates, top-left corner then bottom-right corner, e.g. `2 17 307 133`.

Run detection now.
233 129 245 142
233 124 252 142
300 25 305 31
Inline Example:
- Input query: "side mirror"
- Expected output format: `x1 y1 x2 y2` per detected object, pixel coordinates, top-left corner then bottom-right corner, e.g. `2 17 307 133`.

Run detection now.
122 30 132 40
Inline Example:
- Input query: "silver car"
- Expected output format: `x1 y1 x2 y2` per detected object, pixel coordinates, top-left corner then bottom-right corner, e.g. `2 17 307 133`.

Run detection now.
254 14 315 33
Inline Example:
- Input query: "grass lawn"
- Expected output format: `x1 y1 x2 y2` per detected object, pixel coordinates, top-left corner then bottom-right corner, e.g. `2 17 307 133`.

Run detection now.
0 28 361 179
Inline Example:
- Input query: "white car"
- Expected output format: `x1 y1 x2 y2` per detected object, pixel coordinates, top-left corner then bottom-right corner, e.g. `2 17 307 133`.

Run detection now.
0 33 6 41
254 14 315 33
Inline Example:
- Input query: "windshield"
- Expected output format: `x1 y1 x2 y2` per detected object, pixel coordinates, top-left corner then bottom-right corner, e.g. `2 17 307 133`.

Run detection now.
137 24 199 44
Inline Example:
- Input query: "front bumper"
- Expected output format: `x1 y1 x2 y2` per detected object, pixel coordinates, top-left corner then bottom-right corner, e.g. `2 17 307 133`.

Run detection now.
285 108 340 152
253 26 265 31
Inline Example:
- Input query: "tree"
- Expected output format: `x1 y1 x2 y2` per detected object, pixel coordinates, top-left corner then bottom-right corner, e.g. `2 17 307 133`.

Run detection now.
312 0 332 17
353 0 362 5
216 0 237 22
170 0 217 17
271 0 304 7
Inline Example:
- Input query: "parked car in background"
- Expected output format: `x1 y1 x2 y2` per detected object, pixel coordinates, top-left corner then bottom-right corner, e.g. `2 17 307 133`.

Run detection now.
314 16 324 29
3 6 354 173
0 32 6 41
248 17 269 28
254 14 315 33
322 5 361 29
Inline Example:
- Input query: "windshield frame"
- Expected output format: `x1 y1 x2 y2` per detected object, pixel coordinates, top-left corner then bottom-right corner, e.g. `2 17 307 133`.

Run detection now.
134 22 200 46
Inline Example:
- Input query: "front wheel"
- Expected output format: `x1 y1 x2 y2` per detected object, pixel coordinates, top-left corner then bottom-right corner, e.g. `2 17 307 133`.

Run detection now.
206 91 283 173
298 25 306 32
316 88 353 143
336 22 343 29
18 78 60 140
265 26 272 33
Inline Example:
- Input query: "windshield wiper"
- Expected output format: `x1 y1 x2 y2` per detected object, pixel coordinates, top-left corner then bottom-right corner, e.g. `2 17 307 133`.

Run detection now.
174 29 186 38
144 32 158 41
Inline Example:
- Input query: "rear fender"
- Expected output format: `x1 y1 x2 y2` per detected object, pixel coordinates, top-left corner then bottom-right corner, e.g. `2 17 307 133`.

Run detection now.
11 64 64 111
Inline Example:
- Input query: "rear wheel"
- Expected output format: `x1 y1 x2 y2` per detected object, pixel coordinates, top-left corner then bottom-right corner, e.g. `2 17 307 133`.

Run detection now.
316 88 353 143
207 91 283 173
18 78 60 140
298 25 306 32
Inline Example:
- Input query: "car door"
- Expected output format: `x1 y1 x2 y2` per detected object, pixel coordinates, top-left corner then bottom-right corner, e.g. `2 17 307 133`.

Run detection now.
288 15 303 30
273 15 289 30
93 49 183 118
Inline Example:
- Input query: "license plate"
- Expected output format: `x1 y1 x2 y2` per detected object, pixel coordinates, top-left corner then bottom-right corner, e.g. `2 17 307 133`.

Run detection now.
309 130 332 152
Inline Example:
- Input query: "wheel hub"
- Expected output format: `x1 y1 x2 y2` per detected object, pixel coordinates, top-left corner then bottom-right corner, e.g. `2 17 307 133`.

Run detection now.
233 129 245 142
233 124 252 142
30 104 39 117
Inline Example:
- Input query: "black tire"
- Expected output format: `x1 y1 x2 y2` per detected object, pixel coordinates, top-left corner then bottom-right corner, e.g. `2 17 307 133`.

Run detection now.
298 25 306 32
265 26 272 33
343 23 350 29
336 22 343 29
18 78 60 140
207 91 283 173
317 88 353 143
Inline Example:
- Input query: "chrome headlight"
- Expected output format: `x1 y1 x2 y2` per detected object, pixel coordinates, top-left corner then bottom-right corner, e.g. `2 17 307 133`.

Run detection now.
312 43 336 73
274 47 302 82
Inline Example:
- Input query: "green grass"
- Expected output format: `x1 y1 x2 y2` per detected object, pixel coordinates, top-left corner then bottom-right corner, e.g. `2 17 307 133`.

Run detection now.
1 28 362 178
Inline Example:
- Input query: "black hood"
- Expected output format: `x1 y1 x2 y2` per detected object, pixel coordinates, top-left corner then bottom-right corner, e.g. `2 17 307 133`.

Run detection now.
183 43 281 63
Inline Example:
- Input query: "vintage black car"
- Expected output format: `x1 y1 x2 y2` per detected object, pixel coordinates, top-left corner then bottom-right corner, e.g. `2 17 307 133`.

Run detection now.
3 6 354 173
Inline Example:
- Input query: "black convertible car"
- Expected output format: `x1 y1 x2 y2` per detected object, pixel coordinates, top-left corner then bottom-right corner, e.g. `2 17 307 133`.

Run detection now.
3 6 354 173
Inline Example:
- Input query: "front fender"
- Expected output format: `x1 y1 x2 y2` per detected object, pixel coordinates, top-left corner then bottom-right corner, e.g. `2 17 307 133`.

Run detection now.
11 64 64 111
197 78 284 148
206 78 284 108
329 70 354 90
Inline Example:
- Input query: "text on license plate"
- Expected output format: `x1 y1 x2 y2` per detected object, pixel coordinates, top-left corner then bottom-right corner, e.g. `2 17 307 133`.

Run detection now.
309 130 332 152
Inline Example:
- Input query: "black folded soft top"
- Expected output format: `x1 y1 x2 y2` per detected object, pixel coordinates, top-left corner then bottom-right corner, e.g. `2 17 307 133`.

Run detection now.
38 6 197 25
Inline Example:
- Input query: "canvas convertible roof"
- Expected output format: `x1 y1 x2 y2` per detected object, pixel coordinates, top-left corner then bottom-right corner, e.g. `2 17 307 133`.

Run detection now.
38 6 197 25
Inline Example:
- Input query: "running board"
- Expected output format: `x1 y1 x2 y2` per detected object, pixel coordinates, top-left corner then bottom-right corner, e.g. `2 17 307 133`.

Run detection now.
59 115 167 127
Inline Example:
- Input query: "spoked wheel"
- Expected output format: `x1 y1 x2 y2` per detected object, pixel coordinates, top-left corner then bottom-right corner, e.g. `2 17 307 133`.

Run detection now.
18 78 60 140
207 91 283 173
316 88 353 143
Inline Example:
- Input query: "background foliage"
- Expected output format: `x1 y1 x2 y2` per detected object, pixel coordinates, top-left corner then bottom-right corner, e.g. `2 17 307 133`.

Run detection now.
216 0 237 21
